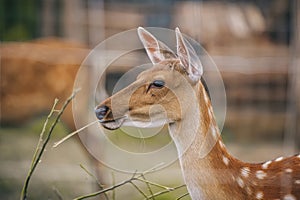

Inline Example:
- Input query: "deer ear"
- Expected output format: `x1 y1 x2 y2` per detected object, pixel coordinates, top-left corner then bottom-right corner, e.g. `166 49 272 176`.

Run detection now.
138 27 175 64
175 27 203 83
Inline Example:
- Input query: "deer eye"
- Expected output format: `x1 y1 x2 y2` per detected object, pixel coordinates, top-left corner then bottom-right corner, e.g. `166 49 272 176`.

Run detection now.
147 80 165 93
151 80 165 88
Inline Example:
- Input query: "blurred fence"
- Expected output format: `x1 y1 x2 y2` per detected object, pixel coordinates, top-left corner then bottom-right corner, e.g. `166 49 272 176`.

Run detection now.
1 0 299 145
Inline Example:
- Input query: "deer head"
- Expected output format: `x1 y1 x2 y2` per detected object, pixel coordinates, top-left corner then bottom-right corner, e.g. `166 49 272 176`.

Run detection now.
95 27 206 133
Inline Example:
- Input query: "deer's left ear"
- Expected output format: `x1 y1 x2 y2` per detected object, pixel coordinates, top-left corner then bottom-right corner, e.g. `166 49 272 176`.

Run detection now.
175 27 203 83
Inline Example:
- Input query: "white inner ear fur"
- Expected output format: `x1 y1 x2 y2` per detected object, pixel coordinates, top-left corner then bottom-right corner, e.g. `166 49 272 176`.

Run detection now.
138 27 165 64
138 27 175 64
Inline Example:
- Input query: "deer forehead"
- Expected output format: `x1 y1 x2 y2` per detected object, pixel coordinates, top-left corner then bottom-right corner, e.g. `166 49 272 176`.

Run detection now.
137 59 184 80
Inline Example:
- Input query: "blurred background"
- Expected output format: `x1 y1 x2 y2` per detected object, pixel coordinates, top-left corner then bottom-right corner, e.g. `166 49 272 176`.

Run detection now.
1 0 299 199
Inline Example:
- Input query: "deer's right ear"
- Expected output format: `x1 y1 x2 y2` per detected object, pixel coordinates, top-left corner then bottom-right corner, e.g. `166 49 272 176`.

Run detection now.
138 27 175 64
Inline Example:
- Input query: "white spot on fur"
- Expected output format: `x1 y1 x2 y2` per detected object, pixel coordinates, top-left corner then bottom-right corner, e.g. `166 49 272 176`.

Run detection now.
262 160 272 169
285 168 293 173
297 154 300 158
236 177 244 188
295 180 300 184
275 156 283 162
256 170 267 180
283 194 296 200
222 156 229 166
256 191 263 199
241 167 250 178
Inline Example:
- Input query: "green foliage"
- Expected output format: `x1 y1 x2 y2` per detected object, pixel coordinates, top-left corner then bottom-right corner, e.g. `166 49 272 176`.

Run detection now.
0 0 41 41
1 23 30 41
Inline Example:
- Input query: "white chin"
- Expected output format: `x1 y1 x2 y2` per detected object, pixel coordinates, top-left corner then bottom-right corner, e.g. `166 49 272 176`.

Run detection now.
101 118 126 130
122 119 168 128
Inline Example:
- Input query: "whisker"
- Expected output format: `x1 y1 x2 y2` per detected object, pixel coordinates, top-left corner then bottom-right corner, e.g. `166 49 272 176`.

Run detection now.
53 120 100 148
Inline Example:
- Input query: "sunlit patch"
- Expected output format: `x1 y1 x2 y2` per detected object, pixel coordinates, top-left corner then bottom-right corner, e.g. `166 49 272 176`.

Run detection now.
222 156 229 166
236 177 244 188
275 156 283 162
241 167 250 178
262 160 272 169
283 194 296 200
256 191 264 199
255 170 266 180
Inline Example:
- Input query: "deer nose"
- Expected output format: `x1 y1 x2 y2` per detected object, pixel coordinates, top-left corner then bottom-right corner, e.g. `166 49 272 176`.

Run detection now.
95 105 110 121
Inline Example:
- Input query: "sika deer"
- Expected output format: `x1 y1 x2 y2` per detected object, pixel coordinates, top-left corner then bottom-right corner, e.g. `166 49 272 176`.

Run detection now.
95 27 300 200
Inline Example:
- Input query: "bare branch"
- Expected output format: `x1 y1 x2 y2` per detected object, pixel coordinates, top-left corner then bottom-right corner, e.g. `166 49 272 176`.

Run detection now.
75 166 188 200
74 178 133 200
20 89 79 200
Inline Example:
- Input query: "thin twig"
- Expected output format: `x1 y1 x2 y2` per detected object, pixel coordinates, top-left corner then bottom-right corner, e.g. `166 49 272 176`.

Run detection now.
74 178 133 200
75 168 186 200
135 178 172 190
53 186 64 200
130 181 149 199
20 90 79 200
31 99 58 168
141 174 155 200
20 99 58 200
74 163 169 200
80 164 109 200
144 185 187 200
53 119 99 148
176 192 190 200
142 162 165 175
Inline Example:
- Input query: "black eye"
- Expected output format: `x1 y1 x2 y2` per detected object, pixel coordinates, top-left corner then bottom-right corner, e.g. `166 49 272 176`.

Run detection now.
147 80 165 93
152 80 165 88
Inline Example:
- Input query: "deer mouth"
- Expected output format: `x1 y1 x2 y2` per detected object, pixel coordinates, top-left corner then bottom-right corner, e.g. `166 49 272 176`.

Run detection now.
100 117 126 130
100 116 170 130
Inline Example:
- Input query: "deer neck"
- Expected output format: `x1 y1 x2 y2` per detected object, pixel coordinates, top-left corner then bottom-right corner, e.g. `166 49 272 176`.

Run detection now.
168 82 245 200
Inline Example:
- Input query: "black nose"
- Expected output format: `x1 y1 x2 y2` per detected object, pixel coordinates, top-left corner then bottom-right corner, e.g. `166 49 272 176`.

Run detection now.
95 105 110 120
